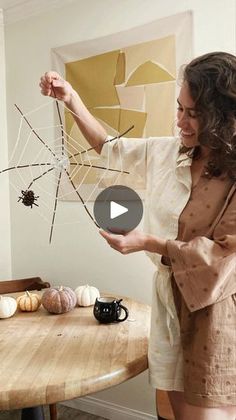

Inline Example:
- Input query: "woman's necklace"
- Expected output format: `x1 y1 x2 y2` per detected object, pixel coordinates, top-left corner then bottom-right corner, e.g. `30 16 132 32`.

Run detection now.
191 156 209 189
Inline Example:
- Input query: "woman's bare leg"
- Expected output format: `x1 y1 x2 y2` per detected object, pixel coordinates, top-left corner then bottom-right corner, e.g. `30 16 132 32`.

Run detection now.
167 390 185 419
167 390 236 420
156 389 175 419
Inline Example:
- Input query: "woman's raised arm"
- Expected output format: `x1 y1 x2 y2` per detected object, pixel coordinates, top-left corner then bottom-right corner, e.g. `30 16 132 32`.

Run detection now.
39 71 107 154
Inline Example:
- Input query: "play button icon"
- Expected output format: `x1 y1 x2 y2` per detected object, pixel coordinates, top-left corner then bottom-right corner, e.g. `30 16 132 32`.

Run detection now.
94 185 143 233
110 201 128 219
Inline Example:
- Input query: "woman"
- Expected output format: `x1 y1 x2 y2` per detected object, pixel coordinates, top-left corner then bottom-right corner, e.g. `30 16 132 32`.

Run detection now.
40 52 236 420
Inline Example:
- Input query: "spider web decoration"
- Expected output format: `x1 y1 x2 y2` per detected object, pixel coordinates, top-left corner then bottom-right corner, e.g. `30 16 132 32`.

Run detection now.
1 97 134 243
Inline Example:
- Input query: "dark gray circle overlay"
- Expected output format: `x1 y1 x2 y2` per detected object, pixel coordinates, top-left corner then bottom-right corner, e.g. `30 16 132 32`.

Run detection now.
93 185 143 233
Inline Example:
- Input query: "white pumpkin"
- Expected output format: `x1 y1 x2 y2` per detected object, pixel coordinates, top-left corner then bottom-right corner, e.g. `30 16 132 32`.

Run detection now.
0 296 17 319
75 285 100 307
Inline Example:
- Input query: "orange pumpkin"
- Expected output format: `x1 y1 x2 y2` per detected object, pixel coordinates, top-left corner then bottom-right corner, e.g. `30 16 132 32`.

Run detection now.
17 291 41 312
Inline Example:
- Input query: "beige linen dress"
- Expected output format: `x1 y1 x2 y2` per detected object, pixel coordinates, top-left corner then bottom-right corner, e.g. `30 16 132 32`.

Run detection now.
99 135 236 407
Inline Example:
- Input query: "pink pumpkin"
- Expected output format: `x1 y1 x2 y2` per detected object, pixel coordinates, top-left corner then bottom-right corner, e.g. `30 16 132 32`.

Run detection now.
42 286 76 314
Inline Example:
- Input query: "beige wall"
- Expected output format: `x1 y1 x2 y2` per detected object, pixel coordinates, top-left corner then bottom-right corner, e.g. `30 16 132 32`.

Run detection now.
0 9 11 279
3 0 236 417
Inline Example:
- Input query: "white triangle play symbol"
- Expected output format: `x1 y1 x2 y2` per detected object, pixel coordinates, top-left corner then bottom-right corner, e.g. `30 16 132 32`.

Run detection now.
110 201 128 219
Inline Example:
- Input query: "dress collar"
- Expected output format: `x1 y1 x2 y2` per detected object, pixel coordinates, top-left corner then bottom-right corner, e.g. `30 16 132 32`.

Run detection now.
176 138 193 168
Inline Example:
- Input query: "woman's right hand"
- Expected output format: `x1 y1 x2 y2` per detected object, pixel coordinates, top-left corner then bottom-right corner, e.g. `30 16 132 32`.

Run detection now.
40 71 107 152
39 71 73 104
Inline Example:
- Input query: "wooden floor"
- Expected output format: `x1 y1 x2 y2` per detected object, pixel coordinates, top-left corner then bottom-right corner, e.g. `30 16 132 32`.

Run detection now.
0 405 106 420
0 392 174 419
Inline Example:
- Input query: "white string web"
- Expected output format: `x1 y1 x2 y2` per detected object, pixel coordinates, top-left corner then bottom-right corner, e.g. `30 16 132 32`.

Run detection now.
2 98 133 243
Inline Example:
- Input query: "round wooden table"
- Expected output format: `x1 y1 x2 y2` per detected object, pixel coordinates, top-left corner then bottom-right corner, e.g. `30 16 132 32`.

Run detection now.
0 293 150 415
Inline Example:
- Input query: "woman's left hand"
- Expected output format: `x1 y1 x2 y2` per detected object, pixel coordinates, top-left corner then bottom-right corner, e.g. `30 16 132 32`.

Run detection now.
99 229 168 257
99 229 147 254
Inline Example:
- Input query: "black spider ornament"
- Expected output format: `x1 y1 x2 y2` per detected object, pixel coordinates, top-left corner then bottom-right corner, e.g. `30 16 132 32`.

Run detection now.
18 190 39 208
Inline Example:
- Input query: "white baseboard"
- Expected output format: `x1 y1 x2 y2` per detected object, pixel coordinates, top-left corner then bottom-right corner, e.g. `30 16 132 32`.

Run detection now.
62 396 156 420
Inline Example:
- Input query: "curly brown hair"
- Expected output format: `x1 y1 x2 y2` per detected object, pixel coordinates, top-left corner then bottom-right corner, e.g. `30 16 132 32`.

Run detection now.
180 51 236 180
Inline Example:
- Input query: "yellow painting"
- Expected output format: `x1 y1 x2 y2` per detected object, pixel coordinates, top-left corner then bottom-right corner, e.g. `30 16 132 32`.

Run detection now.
52 12 192 199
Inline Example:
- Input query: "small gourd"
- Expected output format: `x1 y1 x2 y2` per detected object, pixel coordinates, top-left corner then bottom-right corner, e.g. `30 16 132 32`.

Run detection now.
75 284 100 307
0 296 17 319
17 291 41 312
42 286 76 314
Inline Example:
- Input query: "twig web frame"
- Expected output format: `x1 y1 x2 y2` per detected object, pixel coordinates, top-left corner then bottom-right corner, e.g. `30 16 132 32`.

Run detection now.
1 98 133 243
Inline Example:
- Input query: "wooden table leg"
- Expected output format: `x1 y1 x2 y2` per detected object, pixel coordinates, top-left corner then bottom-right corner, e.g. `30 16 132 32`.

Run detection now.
49 403 57 420
21 406 45 420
